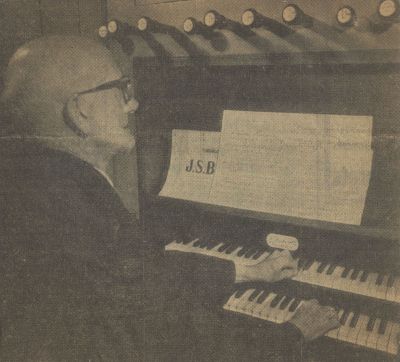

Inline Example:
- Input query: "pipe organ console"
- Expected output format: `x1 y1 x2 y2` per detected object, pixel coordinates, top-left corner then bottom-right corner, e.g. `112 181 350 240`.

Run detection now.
104 0 400 360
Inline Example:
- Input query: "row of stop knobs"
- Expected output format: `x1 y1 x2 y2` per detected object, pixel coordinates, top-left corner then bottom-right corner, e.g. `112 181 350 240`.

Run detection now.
100 0 399 40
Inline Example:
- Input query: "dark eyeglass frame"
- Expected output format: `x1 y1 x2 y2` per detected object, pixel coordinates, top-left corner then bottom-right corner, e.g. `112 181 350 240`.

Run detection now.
75 76 134 104
64 76 134 139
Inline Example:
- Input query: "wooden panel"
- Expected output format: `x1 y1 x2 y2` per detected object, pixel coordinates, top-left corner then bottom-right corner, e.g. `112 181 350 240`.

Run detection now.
40 0 80 35
0 0 42 69
78 0 107 37
137 0 189 4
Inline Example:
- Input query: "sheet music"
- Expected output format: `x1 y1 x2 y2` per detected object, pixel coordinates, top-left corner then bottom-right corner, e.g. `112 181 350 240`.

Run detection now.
159 130 220 202
209 111 373 225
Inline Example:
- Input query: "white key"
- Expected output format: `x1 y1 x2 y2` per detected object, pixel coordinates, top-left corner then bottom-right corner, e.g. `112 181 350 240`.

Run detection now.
259 293 280 322
320 264 333 288
387 322 400 355
376 320 394 353
225 289 252 311
355 271 371 297
387 277 400 303
235 289 258 312
243 290 264 315
267 295 286 323
329 266 346 290
274 297 291 324
357 315 373 347
337 311 354 341
348 270 364 294
300 261 321 285
346 313 364 344
366 318 381 350
292 264 306 282
313 264 332 288
282 298 297 323
252 292 276 318
364 272 379 299
230 246 247 258
375 275 389 300
224 290 243 310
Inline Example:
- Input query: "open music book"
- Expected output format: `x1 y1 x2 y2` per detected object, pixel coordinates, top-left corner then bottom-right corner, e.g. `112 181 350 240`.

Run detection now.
160 110 373 226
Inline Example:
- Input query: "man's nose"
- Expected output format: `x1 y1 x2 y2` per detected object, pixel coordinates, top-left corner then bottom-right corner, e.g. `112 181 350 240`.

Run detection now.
124 99 139 114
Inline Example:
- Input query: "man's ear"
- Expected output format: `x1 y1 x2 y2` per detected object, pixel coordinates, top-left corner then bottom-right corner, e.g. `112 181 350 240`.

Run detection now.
63 96 89 139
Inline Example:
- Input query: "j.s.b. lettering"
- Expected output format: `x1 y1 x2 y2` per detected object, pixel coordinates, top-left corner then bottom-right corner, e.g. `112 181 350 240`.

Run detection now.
185 159 216 175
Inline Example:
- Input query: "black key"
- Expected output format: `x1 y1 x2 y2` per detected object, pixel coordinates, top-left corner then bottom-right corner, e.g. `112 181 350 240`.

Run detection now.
182 239 193 245
350 269 360 280
237 246 249 257
256 291 270 304
387 274 396 288
270 294 283 308
252 249 266 260
206 240 218 250
317 262 328 273
244 247 259 258
367 316 376 332
234 288 247 298
193 239 203 247
350 312 360 328
378 319 388 335
225 244 239 254
249 289 261 302
279 296 291 310
218 243 230 252
340 310 350 325
298 258 307 269
199 239 210 248
376 274 384 286
360 270 369 282
326 264 336 275
303 260 314 270
341 268 351 278
289 299 301 312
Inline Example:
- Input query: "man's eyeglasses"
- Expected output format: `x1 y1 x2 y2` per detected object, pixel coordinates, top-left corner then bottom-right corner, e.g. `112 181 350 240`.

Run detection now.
75 76 134 104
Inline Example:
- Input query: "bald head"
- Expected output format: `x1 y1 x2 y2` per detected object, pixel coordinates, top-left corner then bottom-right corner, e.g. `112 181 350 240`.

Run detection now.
1 35 121 136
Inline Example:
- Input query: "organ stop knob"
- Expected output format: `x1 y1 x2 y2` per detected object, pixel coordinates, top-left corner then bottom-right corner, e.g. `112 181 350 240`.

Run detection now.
336 6 356 26
241 9 262 28
183 17 216 39
107 20 119 34
204 10 226 29
282 4 302 24
98 25 108 39
378 0 399 18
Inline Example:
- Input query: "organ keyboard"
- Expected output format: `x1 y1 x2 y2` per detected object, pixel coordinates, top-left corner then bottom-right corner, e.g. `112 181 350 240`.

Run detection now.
223 286 400 356
166 238 400 304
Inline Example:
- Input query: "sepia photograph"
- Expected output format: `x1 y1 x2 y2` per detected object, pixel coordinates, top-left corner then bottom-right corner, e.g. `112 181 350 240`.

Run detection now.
0 0 399 361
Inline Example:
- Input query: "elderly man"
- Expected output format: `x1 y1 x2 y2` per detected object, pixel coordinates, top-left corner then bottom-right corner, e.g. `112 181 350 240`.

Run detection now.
0 36 339 361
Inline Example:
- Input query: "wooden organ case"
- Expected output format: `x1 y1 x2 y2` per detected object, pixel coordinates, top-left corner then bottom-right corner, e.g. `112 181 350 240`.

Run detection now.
105 0 400 360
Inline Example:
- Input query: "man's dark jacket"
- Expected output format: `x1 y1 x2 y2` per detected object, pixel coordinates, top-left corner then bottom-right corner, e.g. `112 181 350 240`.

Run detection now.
0 142 302 361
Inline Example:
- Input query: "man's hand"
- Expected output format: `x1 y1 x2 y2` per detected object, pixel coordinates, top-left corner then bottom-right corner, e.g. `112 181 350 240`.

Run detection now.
234 249 298 283
288 299 340 341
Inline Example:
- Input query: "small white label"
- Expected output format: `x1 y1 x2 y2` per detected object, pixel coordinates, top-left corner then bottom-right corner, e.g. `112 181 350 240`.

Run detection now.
266 233 299 251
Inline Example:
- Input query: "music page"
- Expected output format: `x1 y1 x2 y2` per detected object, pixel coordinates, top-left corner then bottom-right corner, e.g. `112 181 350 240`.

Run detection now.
209 110 373 225
159 129 220 202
